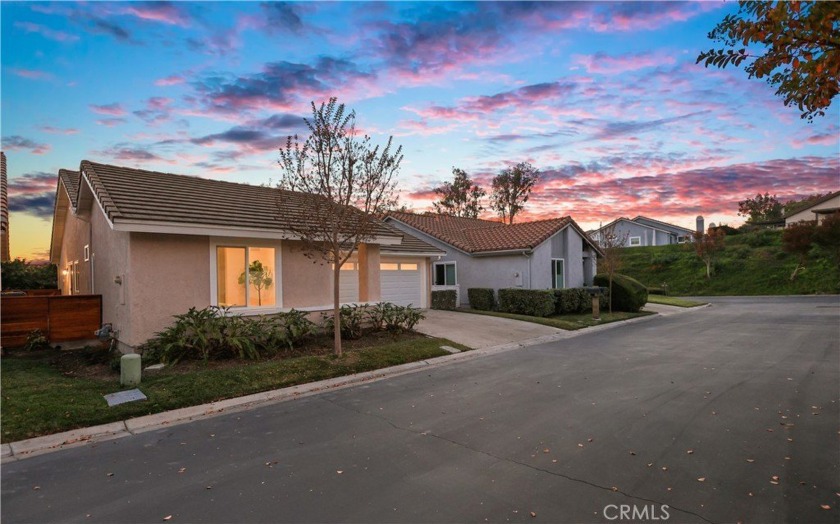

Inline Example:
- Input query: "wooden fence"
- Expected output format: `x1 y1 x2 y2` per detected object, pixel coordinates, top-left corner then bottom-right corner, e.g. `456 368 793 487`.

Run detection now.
1 295 102 348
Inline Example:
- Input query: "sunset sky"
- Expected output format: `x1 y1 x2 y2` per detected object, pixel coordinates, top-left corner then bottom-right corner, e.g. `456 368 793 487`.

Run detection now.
2 1 838 261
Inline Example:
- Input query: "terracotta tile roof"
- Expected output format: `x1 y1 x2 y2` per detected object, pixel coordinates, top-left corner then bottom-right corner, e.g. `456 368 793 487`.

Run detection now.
380 221 445 256
78 160 401 241
388 211 599 255
58 169 80 207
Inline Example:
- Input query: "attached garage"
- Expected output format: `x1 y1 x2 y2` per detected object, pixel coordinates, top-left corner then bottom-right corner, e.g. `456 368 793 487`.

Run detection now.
338 225 445 308
338 261 359 303
380 257 424 307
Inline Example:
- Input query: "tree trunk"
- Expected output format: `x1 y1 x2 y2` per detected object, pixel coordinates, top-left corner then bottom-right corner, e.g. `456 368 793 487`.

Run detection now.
705 259 712 279
333 264 342 357
608 276 613 314
790 263 803 281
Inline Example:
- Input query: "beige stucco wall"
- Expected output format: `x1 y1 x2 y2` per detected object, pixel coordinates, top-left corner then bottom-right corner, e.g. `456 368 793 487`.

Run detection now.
88 199 132 346
57 204 92 295
281 240 334 307
358 243 381 302
128 233 211 347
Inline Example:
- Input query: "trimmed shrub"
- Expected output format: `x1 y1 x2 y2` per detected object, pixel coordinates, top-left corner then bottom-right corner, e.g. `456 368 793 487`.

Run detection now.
594 274 648 312
431 290 457 310
554 289 580 314
498 289 555 317
554 288 594 314
467 288 495 311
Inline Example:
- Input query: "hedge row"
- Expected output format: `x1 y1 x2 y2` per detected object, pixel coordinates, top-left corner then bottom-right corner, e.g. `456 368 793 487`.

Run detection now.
593 273 648 312
467 288 495 311
431 289 457 310
498 289 555 317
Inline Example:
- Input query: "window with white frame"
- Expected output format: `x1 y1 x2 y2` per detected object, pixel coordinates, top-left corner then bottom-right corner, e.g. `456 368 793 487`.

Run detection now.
551 258 565 289
216 246 276 307
629 236 641 246
84 245 90 261
677 235 688 244
433 262 456 286
72 260 80 294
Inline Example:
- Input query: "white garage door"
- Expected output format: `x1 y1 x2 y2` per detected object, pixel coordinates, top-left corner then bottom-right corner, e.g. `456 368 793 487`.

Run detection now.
380 258 423 307
339 262 359 303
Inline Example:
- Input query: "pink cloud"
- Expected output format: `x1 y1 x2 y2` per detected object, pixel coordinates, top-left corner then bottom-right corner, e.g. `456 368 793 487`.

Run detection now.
155 75 186 86
89 103 127 116
38 126 79 135
14 21 79 42
8 68 53 80
122 3 192 27
1 135 51 155
96 118 127 127
572 52 676 75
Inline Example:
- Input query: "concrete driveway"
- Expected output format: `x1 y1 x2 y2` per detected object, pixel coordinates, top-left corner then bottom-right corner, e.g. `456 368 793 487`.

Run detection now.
2 296 838 523
415 309 563 348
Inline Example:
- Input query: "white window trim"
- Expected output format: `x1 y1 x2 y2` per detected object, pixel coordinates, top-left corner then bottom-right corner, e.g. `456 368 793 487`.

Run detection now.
433 260 457 286
551 258 565 289
83 244 90 261
209 237 283 314
629 236 642 246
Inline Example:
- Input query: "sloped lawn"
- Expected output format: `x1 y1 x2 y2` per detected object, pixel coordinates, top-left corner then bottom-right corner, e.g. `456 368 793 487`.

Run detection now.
1 332 469 443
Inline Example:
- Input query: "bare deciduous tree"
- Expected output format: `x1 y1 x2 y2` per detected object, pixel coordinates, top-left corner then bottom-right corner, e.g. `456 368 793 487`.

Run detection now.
278 98 403 356
693 228 726 279
597 224 628 314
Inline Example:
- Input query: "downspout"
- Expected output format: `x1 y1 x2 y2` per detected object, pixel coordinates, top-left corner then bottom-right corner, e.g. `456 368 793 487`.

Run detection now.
522 250 531 289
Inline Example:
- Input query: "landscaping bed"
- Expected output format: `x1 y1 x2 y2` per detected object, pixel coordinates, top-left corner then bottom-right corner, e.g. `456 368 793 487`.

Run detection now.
1 332 469 443
455 308 654 330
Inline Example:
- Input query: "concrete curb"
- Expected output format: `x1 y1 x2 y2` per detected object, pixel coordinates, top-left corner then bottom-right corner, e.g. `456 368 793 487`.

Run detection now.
3 303 712 462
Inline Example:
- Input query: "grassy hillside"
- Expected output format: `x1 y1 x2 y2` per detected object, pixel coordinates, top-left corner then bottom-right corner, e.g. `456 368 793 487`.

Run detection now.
617 229 840 296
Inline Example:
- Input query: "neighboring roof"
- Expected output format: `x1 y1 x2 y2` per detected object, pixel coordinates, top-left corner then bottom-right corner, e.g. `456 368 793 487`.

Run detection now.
631 216 694 234
387 211 602 255
592 216 693 235
380 222 445 256
783 190 840 218
74 160 401 242
58 169 80 207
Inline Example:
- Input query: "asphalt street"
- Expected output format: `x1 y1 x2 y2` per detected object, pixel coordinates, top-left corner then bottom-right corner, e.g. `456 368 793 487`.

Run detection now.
2 296 838 523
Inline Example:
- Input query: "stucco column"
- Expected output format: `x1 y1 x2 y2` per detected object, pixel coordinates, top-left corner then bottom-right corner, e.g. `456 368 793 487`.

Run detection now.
358 243 381 302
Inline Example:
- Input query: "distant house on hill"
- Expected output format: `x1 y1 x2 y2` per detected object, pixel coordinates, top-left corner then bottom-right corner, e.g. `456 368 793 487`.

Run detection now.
784 190 840 227
589 216 698 248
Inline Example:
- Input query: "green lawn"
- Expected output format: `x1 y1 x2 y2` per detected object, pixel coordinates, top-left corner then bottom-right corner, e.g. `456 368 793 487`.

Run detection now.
1 335 469 443
646 295 708 308
455 308 654 330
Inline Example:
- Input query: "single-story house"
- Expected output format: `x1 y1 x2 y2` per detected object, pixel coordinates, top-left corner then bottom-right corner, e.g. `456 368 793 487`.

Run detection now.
784 190 840 226
49 161 443 350
384 211 602 306
589 216 698 247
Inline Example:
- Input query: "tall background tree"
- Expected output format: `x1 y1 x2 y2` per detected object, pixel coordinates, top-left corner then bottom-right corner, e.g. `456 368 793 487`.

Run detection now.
432 168 485 219
738 192 784 223
278 98 402 356
697 1 840 121
596 224 628 314
693 228 727 279
489 162 540 224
